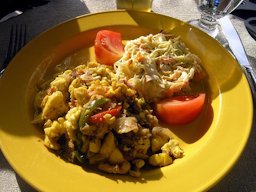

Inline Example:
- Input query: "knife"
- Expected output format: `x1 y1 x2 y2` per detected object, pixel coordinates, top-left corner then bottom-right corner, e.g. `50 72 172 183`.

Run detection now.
219 16 256 103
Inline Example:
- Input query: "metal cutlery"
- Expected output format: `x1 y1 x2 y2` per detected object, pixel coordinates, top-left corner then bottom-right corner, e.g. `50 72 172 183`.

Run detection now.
219 16 256 103
0 24 27 75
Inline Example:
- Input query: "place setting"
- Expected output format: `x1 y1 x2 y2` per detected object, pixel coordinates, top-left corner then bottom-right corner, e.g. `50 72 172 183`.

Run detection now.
0 0 255 191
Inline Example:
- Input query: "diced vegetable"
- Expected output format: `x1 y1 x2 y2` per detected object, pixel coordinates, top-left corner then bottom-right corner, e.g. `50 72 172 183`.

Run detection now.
114 116 139 134
94 30 124 65
89 105 122 123
155 93 206 125
78 97 110 128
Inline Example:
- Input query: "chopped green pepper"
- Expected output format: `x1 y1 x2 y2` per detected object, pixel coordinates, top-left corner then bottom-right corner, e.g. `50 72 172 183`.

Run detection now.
78 97 110 128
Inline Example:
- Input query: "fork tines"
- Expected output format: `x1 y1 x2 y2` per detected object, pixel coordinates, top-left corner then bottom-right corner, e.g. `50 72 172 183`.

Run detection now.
1 24 27 74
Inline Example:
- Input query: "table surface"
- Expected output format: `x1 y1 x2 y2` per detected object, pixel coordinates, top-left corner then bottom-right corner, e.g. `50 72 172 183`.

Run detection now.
0 0 256 191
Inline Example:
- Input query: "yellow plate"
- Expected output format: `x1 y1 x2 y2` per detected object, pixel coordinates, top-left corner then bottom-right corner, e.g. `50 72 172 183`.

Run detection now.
0 11 253 192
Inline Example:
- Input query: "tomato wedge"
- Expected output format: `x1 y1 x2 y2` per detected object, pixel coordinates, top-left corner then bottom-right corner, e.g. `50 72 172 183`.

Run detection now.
89 106 122 123
155 93 206 125
94 30 124 66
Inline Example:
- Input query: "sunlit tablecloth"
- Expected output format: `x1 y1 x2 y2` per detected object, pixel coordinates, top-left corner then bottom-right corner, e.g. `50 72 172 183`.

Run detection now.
0 0 255 191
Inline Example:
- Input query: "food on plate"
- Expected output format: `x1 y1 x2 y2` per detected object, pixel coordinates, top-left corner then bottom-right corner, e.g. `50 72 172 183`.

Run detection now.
33 31 206 177
115 33 204 101
155 94 206 125
94 30 124 66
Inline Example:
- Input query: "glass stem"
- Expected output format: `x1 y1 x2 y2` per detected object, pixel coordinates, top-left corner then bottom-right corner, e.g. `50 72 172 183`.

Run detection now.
199 12 218 32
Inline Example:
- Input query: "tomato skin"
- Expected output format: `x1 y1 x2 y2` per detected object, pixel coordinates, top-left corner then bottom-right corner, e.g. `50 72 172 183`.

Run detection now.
94 30 124 66
155 93 206 125
89 106 122 123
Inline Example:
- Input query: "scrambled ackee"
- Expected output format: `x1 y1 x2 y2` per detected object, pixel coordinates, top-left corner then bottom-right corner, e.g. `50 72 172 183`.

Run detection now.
33 33 204 177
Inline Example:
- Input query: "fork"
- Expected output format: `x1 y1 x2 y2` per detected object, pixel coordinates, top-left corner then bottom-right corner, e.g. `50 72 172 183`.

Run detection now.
0 24 27 75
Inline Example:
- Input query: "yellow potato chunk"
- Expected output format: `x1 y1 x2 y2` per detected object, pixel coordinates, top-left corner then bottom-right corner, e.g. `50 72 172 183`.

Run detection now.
44 118 65 138
42 91 68 120
73 86 89 106
43 118 65 150
50 70 72 93
109 148 125 164
151 135 168 153
161 139 184 158
44 135 60 150
89 139 101 153
148 153 173 167
100 132 116 158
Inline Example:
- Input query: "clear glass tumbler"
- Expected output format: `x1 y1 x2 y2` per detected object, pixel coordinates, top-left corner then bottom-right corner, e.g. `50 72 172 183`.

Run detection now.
189 0 243 40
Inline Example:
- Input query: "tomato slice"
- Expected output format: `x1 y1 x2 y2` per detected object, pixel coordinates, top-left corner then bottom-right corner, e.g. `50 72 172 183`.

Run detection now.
155 93 206 125
94 30 124 66
89 106 122 123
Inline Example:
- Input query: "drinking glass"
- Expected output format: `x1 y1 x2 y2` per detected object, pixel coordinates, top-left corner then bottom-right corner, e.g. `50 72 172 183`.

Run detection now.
189 0 244 42
116 0 153 12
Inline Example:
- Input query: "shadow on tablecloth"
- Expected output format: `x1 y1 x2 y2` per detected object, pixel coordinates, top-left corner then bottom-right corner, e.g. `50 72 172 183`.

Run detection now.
16 175 37 192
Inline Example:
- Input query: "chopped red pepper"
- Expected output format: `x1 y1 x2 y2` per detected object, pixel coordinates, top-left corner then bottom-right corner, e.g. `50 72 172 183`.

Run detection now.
89 105 122 123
